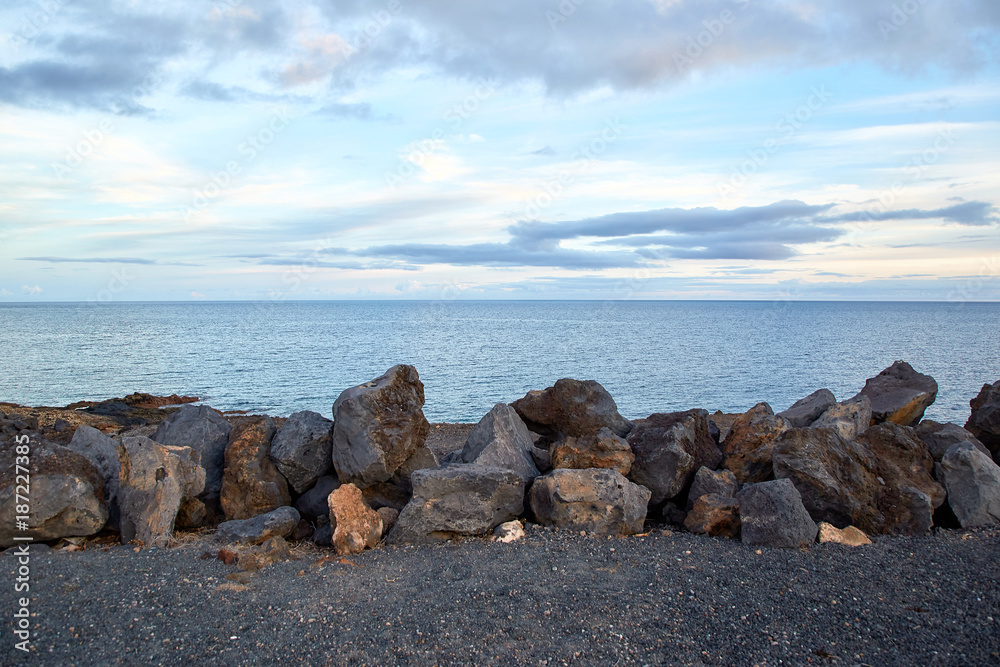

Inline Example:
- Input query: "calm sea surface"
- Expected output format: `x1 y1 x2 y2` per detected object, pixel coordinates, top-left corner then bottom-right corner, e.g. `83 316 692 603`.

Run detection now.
0 301 996 424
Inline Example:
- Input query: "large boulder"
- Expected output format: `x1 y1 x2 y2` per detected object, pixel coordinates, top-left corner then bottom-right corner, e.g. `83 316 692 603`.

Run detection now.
216 506 300 544
332 365 431 487
686 467 739 510
772 427 881 531
294 475 341 521
269 410 334 494
915 420 991 462
65 425 126 530
684 494 741 539
361 442 440 512
720 403 791 485
939 442 1000 528
530 468 650 535
0 440 108 547
777 389 836 428
856 423 945 536
551 427 634 475
856 360 938 426
329 483 383 555
737 479 818 549
811 395 872 441
388 465 524 544
965 380 1000 461
459 403 539 483
220 417 290 521
118 437 206 548
152 405 232 503
627 409 721 505
511 378 632 439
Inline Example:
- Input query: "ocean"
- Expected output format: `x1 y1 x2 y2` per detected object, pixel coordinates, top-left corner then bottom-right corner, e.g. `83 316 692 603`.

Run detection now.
0 301 996 425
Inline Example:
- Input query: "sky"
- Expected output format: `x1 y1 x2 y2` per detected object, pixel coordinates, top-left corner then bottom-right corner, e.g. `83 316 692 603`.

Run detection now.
1 0 999 302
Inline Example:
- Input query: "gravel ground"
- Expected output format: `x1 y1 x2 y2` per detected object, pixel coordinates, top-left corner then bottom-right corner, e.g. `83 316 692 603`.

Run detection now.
3 526 999 666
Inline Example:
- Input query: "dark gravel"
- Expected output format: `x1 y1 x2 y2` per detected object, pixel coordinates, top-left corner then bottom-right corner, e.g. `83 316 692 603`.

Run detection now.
3 526 999 666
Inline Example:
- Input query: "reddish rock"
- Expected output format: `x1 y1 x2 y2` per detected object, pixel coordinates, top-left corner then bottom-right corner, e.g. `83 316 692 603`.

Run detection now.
551 427 635 475
220 416 290 521
720 403 791 485
329 483 383 555
684 494 741 538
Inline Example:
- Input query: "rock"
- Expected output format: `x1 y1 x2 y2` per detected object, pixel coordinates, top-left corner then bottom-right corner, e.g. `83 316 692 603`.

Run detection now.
661 501 687 527
856 423 945 536
238 536 292 572
530 468 650 535
511 378 632 439
216 506 300 544
551 427 634 475
811 395 872 441
686 467 739 510
772 427 881 531
531 445 552 474
118 437 206 548
737 479 818 549
856 360 938 426
65 425 126 529
312 522 333 547
332 365 431 487
220 416 290 521
217 548 239 565
328 483 383 555
175 498 207 530
389 465 525 544
153 405 232 503
966 380 1000 461
377 507 399 536
915 420 991 462
495 520 525 543
684 494 741 538
294 475 341 521
720 403 791 485
269 410 334 494
0 440 108 547
360 442 440 512
459 404 539 483
291 519 314 541
777 389 836 428
939 442 1000 528
627 409 721 505
817 522 872 546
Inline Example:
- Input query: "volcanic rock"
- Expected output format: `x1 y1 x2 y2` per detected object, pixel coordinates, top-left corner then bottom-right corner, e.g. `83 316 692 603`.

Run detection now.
720 403 791 485
628 409 721 505
737 478 818 549
965 380 1000 461
329 483 383 555
777 389 836 428
856 360 938 426
65 425 126 529
530 468 650 535
686 467 739 510
459 403 539 483
939 442 1000 528
817 522 872 546
684 494 741 538
811 395 872 441
551 427 634 475
511 378 632 439
216 506 300 545
294 475 341 521
220 416 290 521
153 405 232 504
269 410 333 494
915 420 991 462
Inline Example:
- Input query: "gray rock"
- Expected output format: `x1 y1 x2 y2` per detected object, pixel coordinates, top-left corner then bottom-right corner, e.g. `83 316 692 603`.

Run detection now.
460 404 539 483
65 426 125 530
360 442 441 512
628 409 722 505
118 437 206 548
812 395 872 441
388 465 525 544
332 365 431 487
737 478 818 548
511 378 633 439
940 442 1000 528
915 420 991 462
530 468 650 535
152 405 232 502
269 410 334 494
855 360 938 426
777 389 836 428
966 380 1000 461
216 506 300 545
686 467 739 510
312 522 333 546
531 445 552 474
0 440 108 547
295 475 341 520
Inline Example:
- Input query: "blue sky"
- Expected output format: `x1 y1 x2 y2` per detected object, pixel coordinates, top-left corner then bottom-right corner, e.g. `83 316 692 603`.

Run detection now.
1 0 998 302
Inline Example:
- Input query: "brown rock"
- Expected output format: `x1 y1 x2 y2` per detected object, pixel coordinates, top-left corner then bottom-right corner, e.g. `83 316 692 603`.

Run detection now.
686 467 739 510
856 360 938 426
529 468 650 535
328 483 383 555
721 403 791 485
511 378 632 439
376 507 399 536
684 494 741 538
175 497 207 530
551 427 634 475
627 409 721 505
220 416 290 521
965 380 1000 461
817 522 872 546
217 548 239 565
811 395 872 441
238 536 292 572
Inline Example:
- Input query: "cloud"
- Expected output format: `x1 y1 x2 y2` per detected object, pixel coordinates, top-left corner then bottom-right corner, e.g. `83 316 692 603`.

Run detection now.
21 285 42 295
317 102 400 123
19 256 158 265
353 242 644 270
527 145 557 156
827 201 1000 225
